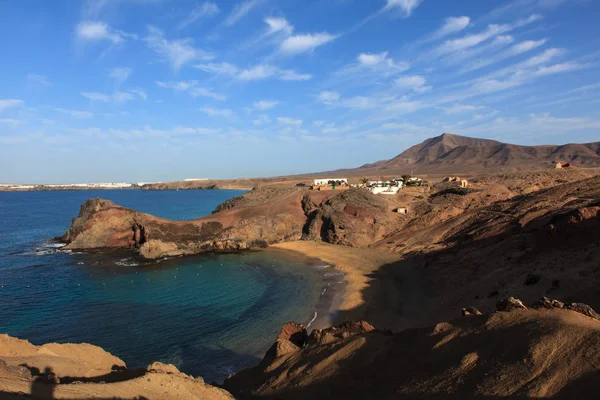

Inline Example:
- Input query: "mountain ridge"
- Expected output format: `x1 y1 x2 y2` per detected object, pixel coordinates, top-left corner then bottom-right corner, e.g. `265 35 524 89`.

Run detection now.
319 133 600 176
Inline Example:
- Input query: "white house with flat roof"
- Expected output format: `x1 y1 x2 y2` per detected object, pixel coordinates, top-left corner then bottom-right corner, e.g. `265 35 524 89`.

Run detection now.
313 178 348 186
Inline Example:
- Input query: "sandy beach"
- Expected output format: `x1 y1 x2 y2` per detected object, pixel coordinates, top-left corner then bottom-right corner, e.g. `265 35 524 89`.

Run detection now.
269 241 402 327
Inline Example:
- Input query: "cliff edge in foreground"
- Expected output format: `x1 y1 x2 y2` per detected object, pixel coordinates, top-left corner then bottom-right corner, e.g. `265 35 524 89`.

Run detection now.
2 298 598 399
224 298 600 399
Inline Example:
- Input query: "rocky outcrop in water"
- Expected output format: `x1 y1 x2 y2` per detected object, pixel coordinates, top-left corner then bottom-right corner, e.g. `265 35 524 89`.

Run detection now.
60 187 403 259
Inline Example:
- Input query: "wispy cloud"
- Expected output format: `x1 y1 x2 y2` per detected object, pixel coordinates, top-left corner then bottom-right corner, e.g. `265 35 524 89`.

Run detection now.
107 67 133 85
81 90 141 103
0 118 23 126
0 99 24 111
442 104 485 115
318 91 341 104
26 74 52 87
75 21 135 44
200 107 234 117
253 100 278 110
155 80 226 101
179 2 220 29
55 108 94 119
265 17 294 36
225 0 264 26
395 75 431 93
129 89 148 100
277 117 303 127
430 16 471 40
279 33 339 55
144 26 213 70
433 14 541 56
384 0 424 17
459 39 548 73
195 62 311 81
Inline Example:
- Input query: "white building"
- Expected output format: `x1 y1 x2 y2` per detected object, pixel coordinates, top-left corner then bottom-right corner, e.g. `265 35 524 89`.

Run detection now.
313 178 348 186
370 186 401 195
184 178 209 182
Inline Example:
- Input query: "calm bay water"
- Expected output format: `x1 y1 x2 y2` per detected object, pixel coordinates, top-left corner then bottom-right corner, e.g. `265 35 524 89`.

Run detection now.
0 190 335 382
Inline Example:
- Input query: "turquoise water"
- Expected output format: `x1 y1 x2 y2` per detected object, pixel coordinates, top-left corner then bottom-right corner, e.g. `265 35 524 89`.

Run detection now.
0 190 334 382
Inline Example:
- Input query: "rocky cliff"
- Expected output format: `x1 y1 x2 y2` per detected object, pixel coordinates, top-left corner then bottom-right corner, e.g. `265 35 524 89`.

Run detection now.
224 299 600 399
59 188 403 259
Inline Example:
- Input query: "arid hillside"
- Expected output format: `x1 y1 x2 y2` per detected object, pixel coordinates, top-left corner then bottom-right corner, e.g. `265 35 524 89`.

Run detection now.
224 304 600 399
301 133 600 177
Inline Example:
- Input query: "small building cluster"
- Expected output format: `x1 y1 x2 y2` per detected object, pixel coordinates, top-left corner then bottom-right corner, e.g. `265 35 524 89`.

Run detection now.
443 176 469 188
311 178 350 191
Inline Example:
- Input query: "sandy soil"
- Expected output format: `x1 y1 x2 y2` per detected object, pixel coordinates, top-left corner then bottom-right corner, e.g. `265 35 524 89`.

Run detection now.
270 241 401 324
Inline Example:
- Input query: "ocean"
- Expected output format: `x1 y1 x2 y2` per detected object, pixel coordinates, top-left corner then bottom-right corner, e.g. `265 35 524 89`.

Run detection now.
0 190 340 383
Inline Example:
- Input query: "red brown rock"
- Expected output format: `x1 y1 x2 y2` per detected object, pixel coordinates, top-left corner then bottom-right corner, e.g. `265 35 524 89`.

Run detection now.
496 297 528 312
306 320 376 346
277 322 307 348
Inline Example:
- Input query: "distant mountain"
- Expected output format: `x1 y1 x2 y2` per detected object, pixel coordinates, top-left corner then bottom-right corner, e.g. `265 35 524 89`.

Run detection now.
316 133 600 176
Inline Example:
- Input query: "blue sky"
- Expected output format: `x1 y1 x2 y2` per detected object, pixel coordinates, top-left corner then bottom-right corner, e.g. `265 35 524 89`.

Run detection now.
1 0 599 183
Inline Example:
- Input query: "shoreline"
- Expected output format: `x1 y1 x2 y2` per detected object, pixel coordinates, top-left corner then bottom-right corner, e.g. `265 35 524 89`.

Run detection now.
267 241 401 327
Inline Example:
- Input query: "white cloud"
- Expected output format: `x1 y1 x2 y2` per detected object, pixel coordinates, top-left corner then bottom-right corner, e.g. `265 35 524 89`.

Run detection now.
26 74 52 87
384 100 422 114
337 51 409 79
195 62 240 75
279 69 312 81
395 75 430 92
253 115 272 126
195 62 311 81
238 65 277 80
265 17 294 35
155 80 197 91
80 91 136 103
179 2 220 29
155 80 226 101
113 91 136 103
129 89 148 100
460 39 548 73
511 39 547 55
144 25 213 70
430 16 471 40
384 0 424 17
520 48 564 68
0 118 23 126
534 62 587 76
277 117 303 127
189 88 226 101
253 100 278 110
280 33 338 54
318 91 340 104
443 104 485 115
200 107 234 117
75 21 134 44
81 92 111 101
108 67 133 84
0 99 24 112
225 0 263 26
434 15 541 56
55 108 94 119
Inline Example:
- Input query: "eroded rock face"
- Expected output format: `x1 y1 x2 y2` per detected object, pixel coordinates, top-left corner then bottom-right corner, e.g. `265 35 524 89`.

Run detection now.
277 322 308 348
302 189 401 247
496 297 528 312
462 307 483 316
306 320 376 347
